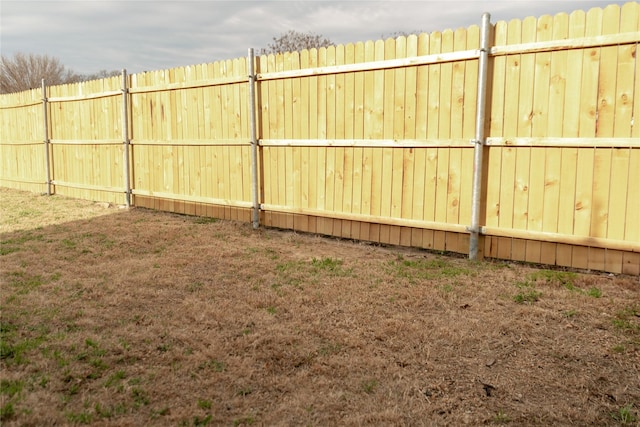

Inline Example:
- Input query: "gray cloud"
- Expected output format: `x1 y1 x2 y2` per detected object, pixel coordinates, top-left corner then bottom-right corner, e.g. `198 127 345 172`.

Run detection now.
1 0 627 75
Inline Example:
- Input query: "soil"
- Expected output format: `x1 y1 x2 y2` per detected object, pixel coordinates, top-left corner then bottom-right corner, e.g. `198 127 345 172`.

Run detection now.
0 187 639 426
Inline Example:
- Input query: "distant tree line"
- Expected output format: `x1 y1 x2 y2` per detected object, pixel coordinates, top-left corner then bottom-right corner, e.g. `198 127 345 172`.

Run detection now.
0 53 120 94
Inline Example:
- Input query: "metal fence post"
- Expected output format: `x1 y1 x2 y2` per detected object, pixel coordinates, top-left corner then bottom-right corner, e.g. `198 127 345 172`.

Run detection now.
41 79 51 196
469 12 491 260
248 48 260 229
122 69 131 207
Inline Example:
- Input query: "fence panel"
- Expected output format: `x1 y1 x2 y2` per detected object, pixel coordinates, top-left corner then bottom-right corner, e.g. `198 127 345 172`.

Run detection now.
0 88 45 193
45 77 124 204
129 59 253 220
483 2 639 274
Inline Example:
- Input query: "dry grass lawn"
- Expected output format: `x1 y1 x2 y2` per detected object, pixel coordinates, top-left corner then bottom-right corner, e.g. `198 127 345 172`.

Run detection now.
1 187 639 426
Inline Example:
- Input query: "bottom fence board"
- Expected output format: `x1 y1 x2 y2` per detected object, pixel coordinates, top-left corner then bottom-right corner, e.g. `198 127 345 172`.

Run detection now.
97 195 640 276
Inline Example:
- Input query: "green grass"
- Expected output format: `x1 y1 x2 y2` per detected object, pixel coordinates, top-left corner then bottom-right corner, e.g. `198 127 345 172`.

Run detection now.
524 270 603 298
233 415 255 426
198 359 226 372
187 282 204 292
193 414 213 426
512 279 541 304
66 410 93 424
236 387 252 397
611 404 637 425
311 257 345 273
197 399 212 410
0 402 15 422
361 379 378 394
131 387 150 407
528 270 577 286
6 271 45 295
513 289 542 304
493 409 510 424
0 246 20 255
0 334 47 365
0 231 45 256
611 305 640 353
388 256 472 283
586 287 602 298
193 217 219 224
104 370 126 388
612 305 640 333
0 379 24 398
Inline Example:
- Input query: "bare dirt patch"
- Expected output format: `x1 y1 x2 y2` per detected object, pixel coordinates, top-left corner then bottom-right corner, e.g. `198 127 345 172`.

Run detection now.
1 187 639 426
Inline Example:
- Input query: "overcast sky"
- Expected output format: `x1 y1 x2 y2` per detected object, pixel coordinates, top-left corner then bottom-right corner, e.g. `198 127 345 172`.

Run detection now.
1 0 629 75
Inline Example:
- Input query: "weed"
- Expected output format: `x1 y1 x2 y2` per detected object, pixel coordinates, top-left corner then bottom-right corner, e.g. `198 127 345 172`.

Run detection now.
7 271 44 294
151 407 170 419
513 289 541 304
131 387 150 407
586 287 602 298
611 344 626 353
563 309 578 318
271 283 283 295
197 398 212 409
361 379 378 394
441 283 454 293
318 342 342 356
311 257 342 271
188 282 204 292
388 257 471 282
66 410 92 424
194 216 219 224
276 260 304 273
613 306 640 332
0 379 24 398
233 415 255 426
493 409 510 423
237 387 252 396
0 335 46 364
264 248 279 260
67 382 80 396
61 238 76 249
611 404 637 424
128 377 142 386
94 402 112 418
193 414 213 425
199 359 225 372
52 349 69 367
529 270 577 286
37 374 49 388
266 306 277 315
512 279 541 304
0 402 15 421
0 246 19 255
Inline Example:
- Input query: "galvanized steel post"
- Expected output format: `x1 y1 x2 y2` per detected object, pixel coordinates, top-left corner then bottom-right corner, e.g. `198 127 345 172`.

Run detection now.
248 48 260 229
41 79 51 196
469 12 491 260
122 69 131 207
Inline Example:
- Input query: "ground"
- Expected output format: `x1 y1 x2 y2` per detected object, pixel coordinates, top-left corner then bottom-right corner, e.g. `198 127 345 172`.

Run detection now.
0 187 638 426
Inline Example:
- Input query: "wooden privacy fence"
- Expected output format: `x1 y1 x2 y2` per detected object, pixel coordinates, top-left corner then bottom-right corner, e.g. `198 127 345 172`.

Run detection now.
1 2 639 275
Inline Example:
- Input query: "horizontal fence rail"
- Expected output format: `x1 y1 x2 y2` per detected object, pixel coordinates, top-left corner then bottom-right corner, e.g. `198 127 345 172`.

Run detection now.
1 2 639 275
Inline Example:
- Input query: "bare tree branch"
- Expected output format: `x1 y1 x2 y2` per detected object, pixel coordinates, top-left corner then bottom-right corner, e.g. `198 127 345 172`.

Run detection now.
0 53 80 93
260 30 333 55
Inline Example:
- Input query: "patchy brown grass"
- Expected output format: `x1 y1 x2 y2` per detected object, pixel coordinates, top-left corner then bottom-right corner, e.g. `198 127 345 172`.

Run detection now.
0 187 639 426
